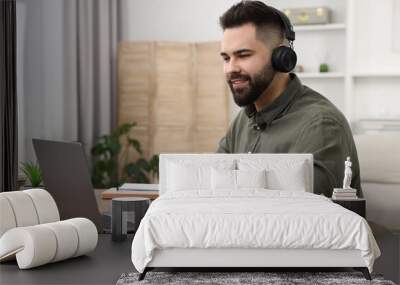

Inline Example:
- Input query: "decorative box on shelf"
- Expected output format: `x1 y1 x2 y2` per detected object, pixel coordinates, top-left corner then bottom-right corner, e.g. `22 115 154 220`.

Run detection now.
283 7 331 25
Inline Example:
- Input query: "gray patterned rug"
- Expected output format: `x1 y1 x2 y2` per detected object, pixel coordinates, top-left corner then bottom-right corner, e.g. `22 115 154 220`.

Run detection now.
116 271 396 285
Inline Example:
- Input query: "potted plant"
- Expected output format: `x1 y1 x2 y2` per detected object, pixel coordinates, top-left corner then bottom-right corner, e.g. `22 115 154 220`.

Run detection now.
125 153 159 184
20 162 43 188
91 122 159 189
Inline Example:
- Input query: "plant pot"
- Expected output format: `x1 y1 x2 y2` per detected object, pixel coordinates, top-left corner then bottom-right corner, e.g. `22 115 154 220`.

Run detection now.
319 63 329 73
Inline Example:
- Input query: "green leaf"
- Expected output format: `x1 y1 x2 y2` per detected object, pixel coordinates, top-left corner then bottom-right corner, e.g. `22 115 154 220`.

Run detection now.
148 155 159 178
149 155 159 170
136 158 150 171
20 162 43 187
127 138 143 155
112 122 136 138
125 163 136 177
109 141 121 156
135 171 150 183
125 161 150 183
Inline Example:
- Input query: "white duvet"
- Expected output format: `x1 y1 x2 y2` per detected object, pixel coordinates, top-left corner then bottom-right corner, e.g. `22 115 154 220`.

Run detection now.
131 190 380 273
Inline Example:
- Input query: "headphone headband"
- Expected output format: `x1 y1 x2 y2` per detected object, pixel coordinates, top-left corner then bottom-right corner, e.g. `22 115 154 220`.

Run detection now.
266 5 297 72
267 5 295 42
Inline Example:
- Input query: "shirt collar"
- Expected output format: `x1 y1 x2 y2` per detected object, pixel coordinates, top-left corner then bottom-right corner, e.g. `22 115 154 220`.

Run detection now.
244 73 302 127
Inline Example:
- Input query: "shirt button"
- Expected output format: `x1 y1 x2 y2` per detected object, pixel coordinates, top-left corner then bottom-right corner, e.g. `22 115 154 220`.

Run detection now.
256 126 260 130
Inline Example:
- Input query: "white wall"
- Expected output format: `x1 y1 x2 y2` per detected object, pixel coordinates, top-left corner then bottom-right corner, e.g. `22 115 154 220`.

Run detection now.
352 0 400 120
120 0 346 41
120 0 243 120
119 0 348 120
121 0 400 71
121 0 237 42
121 0 400 123
352 0 400 73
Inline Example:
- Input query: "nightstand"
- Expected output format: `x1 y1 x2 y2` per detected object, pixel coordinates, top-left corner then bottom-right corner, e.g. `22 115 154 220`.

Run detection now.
331 198 366 218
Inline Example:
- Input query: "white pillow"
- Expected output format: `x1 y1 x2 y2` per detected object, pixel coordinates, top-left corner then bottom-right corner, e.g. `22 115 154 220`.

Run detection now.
166 159 235 192
236 169 267 189
267 164 306 191
167 162 210 191
238 159 307 191
211 168 236 190
211 169 267 190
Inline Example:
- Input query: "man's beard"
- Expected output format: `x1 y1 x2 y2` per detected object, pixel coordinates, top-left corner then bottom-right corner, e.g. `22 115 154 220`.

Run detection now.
228 63 276 107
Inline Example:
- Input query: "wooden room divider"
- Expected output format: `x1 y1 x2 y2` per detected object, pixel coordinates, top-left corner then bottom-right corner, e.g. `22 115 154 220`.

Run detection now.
118 41 230 162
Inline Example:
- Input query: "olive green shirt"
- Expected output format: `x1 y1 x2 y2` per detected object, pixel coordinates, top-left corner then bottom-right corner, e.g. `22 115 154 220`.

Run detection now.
217 73 362 197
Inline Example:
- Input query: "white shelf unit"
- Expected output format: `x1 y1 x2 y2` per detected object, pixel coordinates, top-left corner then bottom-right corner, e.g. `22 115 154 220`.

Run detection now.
297 72 345 79
289 1 348 115
352 72 400 78
271 0 400 130
347 0 400 126
294 23 346 31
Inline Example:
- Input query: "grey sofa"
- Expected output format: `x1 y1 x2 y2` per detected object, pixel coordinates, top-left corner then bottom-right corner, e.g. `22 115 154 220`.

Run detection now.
354 134 400 231
354 134 400 283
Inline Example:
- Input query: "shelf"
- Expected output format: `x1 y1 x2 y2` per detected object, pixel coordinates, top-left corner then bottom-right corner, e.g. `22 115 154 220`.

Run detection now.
294 23 346 32
297 72 400 79
352 72 400 78
297 72 345 79
353 119 400 133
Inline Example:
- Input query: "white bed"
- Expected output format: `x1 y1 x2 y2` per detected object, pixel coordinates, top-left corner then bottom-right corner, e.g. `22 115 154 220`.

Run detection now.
131 154 380 280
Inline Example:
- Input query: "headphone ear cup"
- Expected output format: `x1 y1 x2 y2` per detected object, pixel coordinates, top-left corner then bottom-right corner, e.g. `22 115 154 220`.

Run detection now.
271 46 297 73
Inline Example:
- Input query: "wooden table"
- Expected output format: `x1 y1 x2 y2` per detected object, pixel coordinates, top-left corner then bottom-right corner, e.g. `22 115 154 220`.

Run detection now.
101 186 159 201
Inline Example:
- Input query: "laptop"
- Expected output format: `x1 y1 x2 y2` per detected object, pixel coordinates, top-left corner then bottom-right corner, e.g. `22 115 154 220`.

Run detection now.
32 139 109 233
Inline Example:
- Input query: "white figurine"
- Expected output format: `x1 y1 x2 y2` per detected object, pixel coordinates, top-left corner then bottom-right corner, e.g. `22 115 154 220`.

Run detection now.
342 156 352 189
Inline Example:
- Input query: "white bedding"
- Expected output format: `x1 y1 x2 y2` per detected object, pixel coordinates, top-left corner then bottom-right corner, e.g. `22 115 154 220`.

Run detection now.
131 190 380 273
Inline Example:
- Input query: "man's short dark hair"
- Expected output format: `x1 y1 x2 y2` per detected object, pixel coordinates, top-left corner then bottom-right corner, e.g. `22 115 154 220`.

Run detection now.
219 1 285 44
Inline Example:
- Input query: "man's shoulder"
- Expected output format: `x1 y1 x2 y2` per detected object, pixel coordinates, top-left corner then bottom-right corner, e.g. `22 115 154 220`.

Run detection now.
292 84 348 126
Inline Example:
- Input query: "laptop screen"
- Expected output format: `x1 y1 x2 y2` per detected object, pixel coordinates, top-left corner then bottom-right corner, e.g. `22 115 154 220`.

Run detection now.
32 139 103 232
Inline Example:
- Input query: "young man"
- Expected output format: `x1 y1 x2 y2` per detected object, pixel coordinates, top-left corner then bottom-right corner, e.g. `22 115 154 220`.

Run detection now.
217 1 361 197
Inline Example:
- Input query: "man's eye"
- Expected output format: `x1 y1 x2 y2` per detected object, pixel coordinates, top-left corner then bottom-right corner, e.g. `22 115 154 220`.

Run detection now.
239 54 251 58
222 57 230 62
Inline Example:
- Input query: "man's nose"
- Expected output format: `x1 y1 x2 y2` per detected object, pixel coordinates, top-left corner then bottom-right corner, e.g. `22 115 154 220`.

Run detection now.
225 59 241 75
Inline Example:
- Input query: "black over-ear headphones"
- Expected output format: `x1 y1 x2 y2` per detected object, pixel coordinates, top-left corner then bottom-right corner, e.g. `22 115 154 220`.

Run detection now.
267 6 297 73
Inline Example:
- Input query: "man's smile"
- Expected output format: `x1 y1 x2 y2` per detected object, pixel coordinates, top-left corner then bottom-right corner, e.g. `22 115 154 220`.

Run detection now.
231 78 249 89
229 74 251 90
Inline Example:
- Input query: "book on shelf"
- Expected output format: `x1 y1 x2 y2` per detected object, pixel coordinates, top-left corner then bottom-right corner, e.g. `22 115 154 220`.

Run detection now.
332 196 358 200
119 183 159 192
332 192 357 197
332 193 358 200
333 188 357 193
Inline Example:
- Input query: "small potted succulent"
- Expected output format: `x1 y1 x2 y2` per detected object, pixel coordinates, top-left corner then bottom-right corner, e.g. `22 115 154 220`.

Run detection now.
319 63 329 73
20 162 43 188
